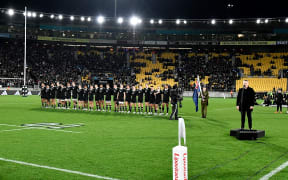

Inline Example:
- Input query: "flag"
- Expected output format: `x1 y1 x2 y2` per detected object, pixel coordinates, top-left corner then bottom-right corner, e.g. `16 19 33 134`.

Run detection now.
193 83 199 112
178 118 186 146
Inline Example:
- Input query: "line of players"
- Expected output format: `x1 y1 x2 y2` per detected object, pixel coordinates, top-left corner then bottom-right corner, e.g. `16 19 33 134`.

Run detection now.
40 82 171 115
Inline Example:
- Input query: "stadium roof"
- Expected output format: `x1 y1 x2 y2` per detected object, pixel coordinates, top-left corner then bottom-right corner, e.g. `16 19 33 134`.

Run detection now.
2 0 288 19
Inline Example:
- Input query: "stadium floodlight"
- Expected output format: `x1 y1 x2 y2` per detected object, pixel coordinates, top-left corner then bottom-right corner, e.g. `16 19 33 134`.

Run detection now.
129 16 141 26
158 19 163 24
70 16 74 21
211 19 216 25
32 12 37 18
97 16 105 24
27 11 32 17
150 19 154 24
80 16 85 21
256 19 261 24
39 14 44 18
50 14 55 19
58 14 63 20
229 19 233 24
7 9 15 16
87 17 91 22
176 19 181 24
286 18 288 23
264 19 269 23
117 17 124 24
183 20 187 24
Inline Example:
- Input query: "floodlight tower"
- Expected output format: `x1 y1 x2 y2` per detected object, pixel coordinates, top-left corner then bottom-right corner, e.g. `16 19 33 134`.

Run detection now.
114 0 117 17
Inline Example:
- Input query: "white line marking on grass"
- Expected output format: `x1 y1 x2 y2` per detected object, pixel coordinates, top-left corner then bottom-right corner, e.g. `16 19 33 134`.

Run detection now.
0 157 119 180
0 127 36 132
259 161 288 180
0 124 82 134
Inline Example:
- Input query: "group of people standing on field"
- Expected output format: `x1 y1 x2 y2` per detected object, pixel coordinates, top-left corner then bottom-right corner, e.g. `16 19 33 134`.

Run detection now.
40 82 172 116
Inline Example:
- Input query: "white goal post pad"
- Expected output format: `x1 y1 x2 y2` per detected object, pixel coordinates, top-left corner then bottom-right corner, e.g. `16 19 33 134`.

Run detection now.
173 145 188 180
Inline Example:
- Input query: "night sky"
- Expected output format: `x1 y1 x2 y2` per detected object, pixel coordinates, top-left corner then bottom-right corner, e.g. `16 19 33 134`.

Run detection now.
1 0 287 19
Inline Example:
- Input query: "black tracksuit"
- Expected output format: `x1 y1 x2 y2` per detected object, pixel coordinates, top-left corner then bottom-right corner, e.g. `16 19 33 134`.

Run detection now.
275 93 284 112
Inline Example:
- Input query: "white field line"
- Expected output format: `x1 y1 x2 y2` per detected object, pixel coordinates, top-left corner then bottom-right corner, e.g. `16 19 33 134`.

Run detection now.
259 161 288 180
0 127 36 132
0 157 119 180
0 124 82 134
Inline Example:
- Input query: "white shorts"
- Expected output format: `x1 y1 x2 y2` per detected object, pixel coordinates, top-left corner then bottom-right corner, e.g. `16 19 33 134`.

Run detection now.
106 101 111 103
65 99 71 101
72 99 77 101
119 101 124 105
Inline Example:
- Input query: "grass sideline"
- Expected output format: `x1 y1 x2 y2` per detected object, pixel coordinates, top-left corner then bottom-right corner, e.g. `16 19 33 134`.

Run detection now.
0 96 288 180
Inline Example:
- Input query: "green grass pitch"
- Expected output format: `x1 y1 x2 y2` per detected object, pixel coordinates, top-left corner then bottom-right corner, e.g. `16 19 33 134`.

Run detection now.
0 96 288 180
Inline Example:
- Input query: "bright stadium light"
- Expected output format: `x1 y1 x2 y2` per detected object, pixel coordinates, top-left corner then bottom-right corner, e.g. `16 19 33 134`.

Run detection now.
27 11 32 17
286 18 288 23
97 16 105 24
264 19 269 23
87 17 91 22
130 16 141 26
32 12 37 18
176 19 181 24
158 19 163 24
150 19 154 24
50 14 55 19
117 17 124 24
70 16 74 21
7 9 15 16
58 14 63 20
80 16 85 21
211 19 216 25
256 19 261 24
229 19 233 24
39 13 44 18
183 20 187 24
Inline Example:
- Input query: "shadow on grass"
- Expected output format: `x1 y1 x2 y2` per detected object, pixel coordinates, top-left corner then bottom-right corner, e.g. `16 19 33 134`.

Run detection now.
29 108 170 121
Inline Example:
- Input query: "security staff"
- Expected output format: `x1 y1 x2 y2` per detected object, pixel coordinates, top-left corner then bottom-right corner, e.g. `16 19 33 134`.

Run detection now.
236 80 255 130
200 86 209 118
170 84 178 120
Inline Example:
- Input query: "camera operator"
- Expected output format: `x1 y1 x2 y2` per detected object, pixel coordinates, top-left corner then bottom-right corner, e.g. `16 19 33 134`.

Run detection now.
169 84 183 120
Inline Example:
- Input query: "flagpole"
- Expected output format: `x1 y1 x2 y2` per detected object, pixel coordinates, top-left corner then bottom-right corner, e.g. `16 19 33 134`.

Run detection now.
24 6 27 87
197 75 203 97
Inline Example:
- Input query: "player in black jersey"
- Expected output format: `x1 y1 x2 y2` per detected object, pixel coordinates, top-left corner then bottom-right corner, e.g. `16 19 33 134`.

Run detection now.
60 84 66 109
113 84 118 112
105 84 113 112
78 84 84 110
88 85 94 111
117 84 126 112
144 84 150 114
71 82 78 109
83 85 89 110
56 82 62 108
155 87 162 115
94 84 100 111
99 84 105 111
149 86 156 114
125 85 132 113
50 83 57 108
137 85 144 114
45 85 51 107
65 82 72 109
40 83 46 108
162 85 170 115
130 86 138 113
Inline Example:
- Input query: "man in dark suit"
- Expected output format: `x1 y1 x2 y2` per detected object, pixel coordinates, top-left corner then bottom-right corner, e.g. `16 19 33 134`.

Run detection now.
236 80 256 130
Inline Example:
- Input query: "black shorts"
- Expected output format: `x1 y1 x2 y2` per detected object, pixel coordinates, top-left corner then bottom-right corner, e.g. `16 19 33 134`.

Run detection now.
163 99 169 104
155 100 161 104
131 100 137 103
149 100 155 104
145 99 150 103
138 97 143 103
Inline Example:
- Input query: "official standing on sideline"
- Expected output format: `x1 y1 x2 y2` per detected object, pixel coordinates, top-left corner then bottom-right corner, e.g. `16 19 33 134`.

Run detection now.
236 80 255 130
200 86 209 118
170 84 178 120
